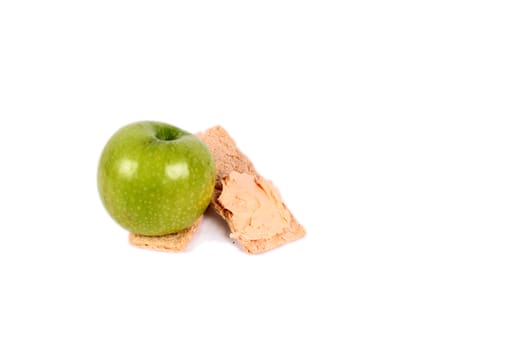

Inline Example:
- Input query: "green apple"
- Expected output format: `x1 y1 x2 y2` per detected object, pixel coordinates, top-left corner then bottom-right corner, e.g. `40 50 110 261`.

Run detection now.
97 121 216 236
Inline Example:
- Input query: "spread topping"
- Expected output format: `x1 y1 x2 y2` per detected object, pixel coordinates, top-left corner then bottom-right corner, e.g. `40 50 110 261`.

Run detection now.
218 171 291 240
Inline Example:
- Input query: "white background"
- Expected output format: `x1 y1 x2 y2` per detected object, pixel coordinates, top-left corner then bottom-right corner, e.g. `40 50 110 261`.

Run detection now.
0 1 524 349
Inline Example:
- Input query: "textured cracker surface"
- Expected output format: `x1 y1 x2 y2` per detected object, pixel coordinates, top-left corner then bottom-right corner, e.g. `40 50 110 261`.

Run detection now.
129 216 202 252
197 125 259 180
197 126 305 254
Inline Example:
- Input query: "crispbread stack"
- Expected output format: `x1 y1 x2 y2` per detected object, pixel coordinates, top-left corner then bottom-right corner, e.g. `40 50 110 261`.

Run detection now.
129 216 202 252
197 126 305 254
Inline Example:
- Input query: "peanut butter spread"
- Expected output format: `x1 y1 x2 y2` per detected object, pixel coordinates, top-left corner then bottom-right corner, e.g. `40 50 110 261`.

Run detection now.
218 171 292 241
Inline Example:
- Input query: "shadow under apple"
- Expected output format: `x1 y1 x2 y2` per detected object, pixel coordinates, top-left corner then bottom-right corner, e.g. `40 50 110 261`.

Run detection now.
185 206 243 252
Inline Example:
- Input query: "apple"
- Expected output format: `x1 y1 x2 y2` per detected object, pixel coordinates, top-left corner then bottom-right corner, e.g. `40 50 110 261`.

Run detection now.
97 121 216 236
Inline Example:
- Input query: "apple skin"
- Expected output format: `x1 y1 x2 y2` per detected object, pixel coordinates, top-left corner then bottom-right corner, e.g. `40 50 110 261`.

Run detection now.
97 121 215 236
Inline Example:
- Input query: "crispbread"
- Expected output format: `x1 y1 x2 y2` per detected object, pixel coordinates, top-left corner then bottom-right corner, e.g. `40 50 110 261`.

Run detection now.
196 125 259 180
129 216 202 252
197 126 305 254
196 125 260 210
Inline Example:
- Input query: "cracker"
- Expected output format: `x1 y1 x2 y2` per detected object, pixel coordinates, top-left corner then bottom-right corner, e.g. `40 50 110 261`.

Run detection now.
196 125 260 209
196 125 259 180
129 216 203 252
197 126 305 254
